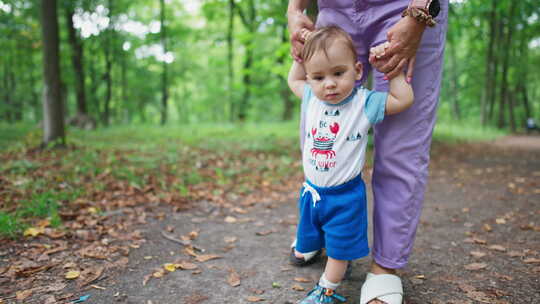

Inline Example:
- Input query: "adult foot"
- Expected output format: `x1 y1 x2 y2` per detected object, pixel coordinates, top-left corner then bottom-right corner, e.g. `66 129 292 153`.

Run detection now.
367 262 398 304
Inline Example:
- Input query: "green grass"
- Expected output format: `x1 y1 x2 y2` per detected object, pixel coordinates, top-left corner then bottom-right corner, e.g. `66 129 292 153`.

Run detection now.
433 120 507 143
0 120 507 152
0 121 507 238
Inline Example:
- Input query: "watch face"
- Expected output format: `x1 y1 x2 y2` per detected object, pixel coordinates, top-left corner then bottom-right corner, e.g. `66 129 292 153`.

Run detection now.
429 0 441 18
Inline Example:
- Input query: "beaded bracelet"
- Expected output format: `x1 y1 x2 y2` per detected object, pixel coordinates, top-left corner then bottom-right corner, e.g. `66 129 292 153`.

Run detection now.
402 7 437 27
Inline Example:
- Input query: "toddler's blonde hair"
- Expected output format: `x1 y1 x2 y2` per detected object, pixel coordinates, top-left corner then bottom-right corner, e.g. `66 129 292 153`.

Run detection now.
301 26 358 63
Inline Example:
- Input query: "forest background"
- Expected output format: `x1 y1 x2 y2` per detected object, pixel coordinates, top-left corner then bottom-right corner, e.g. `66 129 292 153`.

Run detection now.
1 0 539 138
0 0 539 236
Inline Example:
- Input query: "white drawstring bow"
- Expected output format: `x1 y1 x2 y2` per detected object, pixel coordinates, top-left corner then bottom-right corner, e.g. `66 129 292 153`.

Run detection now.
302 182 321 207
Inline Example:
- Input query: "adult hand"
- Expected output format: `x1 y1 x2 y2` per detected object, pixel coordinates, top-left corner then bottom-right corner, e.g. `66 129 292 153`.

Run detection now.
378 16 426 81
287 10 315 62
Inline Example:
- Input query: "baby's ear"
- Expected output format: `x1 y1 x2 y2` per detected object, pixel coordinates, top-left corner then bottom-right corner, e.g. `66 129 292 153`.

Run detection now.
355 62 363 80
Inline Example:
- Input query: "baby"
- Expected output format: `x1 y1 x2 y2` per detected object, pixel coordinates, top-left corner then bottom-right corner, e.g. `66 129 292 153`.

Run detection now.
287 26 413 303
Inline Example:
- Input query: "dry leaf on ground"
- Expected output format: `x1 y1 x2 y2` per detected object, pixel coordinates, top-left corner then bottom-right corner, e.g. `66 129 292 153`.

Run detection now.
227 268 241 287
247 296 265 302
294 277 312 283
16 290 32 301
488 245 506 252
470 251 487 258
224 236 237 243
65 270 80 279
176 261 198 270
464 263 487 271
523 258 540 264
292 284 305 291
195 254 222 262
225 216 237 223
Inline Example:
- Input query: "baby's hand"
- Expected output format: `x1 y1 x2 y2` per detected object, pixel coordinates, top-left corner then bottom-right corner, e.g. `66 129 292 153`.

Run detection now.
369 42 390 72
370 42 389 58
300 28 313 42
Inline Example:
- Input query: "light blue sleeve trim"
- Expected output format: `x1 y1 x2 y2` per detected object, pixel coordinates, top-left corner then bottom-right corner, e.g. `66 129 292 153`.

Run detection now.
299 84 313 150
364 90 388 125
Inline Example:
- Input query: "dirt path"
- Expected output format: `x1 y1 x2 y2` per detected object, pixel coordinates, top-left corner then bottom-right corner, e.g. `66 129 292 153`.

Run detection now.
82 139 540 304
2 138 539 303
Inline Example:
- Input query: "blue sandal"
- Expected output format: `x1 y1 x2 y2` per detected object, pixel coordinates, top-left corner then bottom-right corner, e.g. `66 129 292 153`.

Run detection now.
298 284 346 304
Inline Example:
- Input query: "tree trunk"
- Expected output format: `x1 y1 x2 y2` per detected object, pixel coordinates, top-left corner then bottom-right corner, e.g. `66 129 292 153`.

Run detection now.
65 3 87 116
227 0 235 121
481 0 496 125
102 0 113 126
236 0 256 122
160 0 169 125
40 0 65 146
278 22 294 120
488 4 502 123
497 1 516 129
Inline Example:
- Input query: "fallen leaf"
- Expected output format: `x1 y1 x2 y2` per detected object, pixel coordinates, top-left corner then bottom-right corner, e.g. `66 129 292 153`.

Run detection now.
24 227 44 237
464 263 487 271
79 266 104 287
228 268 241 287
507 250 523 257
184 246 198 257
462 208 470 213
91 284 106 290
523 258 540 264
292 284 305 291
249 288 265 295
195 254 221 262
483 224 492 232
225 216 237 223
246 296 265 302
188 231 199 240
414 274 426 280
176 261 198 270
488 245 506 252
473 237 487 245
470 251 487 258
294 277 312 283
272 282 281 288
16 290 32 301
256 230 274 236
495 218 506 224
65 270 80 279
224 236 237 243
143 274 152 286
233 207 248 214
153 269 165 278
164 263 176 272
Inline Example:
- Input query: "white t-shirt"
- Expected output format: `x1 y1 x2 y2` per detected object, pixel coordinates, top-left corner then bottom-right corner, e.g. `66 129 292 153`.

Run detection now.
300 85 387 187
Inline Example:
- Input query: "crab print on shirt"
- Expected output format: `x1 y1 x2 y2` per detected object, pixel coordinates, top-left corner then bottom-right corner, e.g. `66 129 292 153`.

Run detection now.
308 119 340 172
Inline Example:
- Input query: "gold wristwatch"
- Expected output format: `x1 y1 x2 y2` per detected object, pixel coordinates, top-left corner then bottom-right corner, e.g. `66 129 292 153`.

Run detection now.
402 0 441 27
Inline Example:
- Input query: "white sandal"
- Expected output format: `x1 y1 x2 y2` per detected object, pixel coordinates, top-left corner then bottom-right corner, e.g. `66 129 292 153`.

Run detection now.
359 272 403 304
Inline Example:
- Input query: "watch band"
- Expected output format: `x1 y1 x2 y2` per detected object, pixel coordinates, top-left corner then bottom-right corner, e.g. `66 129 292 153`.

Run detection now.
403 0 438 27
409 0 441 18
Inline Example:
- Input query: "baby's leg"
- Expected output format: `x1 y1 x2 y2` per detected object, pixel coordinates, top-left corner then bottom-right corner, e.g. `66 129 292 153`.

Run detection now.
323 257 348 286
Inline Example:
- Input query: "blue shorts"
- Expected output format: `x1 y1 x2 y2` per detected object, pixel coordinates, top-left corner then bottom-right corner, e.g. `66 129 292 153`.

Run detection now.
296 174 369 261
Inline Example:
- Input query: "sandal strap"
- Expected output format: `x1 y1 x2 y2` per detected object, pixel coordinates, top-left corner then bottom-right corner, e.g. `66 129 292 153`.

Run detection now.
360 273 403 304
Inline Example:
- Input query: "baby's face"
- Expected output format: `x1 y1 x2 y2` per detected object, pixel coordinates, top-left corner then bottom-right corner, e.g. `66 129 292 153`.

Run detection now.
304 40 362 104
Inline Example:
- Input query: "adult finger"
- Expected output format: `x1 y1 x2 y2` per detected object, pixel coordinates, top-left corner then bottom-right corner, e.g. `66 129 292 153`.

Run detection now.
379 39 402 60
406 56 416 83
385 58 408 80
380 55 402 74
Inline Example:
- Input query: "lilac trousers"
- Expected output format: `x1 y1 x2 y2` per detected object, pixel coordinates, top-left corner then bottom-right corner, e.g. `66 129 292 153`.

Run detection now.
316 0 448 269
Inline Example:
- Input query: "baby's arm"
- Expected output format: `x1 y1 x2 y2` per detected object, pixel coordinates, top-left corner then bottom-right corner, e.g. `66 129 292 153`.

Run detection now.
288 61 307 99
370 43 414 115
